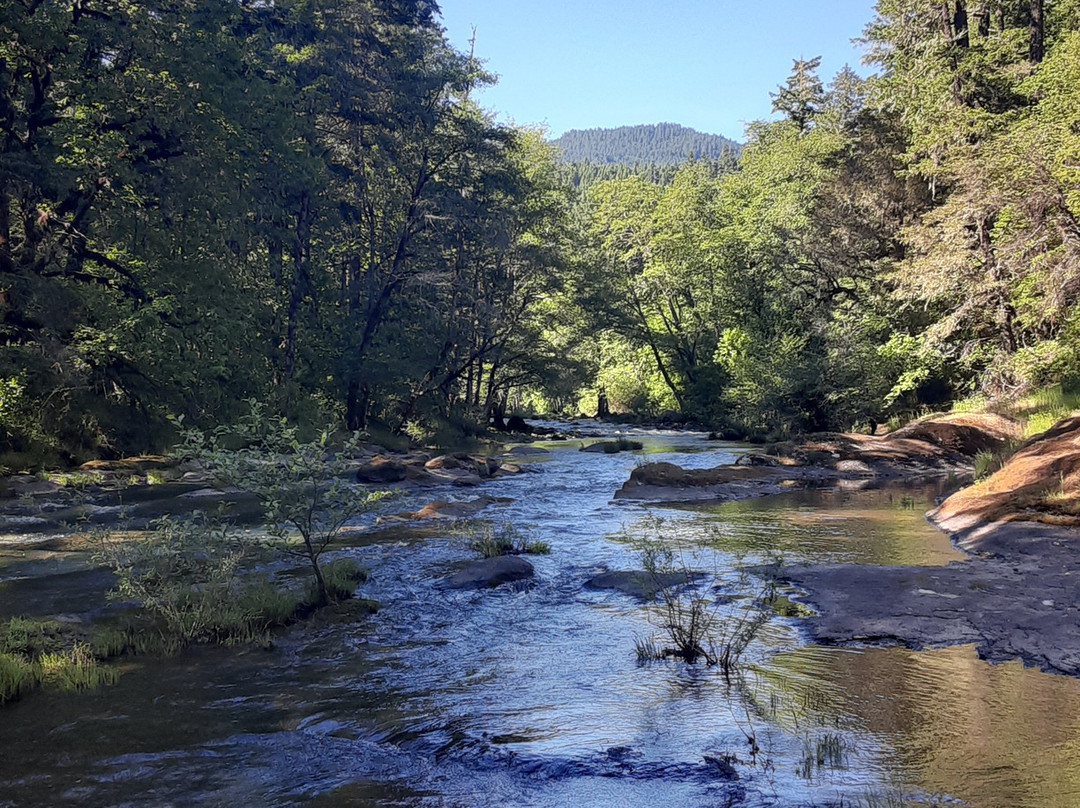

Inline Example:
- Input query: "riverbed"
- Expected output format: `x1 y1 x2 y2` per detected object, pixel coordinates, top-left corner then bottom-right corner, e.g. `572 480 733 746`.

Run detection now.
2 426 1079 807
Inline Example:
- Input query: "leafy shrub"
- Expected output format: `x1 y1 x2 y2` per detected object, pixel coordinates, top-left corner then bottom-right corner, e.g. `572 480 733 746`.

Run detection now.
174 401 388 606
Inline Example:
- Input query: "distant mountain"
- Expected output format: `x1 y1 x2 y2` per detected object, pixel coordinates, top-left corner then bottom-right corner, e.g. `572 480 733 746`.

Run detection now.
551 123 740 166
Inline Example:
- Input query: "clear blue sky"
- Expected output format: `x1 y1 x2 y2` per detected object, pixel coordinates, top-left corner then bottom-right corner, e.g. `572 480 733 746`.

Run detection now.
437 0 878 141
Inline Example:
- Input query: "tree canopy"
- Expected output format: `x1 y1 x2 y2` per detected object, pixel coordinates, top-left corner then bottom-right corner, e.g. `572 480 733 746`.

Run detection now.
3 0 1080 465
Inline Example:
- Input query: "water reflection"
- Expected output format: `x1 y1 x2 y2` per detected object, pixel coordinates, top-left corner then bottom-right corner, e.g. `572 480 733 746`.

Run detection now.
763 644 1080 808
677 485 967 566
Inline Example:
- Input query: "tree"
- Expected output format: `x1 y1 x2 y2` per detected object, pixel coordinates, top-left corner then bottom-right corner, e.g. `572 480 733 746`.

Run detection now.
771 57 825 133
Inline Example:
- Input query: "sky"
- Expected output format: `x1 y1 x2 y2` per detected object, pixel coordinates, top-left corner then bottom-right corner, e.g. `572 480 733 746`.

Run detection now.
436 0 879 141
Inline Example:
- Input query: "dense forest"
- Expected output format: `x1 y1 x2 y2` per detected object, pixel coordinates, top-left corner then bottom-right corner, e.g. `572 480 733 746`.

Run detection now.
551 123 741 166
2 0 1080 466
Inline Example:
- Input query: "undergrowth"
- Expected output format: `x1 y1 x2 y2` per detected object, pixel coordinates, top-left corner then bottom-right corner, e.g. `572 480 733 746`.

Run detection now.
470 522 551 557
1 618 119 704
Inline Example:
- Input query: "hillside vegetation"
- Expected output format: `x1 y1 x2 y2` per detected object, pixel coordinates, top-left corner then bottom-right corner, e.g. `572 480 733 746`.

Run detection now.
3 1 1080 466
551 123 740 165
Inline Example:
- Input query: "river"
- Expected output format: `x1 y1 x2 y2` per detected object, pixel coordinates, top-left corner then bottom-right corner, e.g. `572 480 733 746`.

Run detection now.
2 425 1080 807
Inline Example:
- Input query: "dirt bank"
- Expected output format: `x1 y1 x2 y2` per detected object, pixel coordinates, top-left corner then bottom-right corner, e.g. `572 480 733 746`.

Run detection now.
765 412 1020 475
930 414 1080 543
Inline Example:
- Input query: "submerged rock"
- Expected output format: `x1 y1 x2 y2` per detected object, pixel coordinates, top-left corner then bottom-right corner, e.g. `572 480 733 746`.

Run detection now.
386 496 512 521
584 570 705 600
580 439 643 454
445 556 535 589
506 445 549 457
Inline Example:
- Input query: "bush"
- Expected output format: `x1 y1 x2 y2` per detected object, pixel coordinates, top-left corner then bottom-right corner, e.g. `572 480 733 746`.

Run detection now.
635 539 771 675
174 401 388 606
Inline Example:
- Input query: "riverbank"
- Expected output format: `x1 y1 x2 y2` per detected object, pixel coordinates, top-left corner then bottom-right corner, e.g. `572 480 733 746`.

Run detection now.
615 412 1080 676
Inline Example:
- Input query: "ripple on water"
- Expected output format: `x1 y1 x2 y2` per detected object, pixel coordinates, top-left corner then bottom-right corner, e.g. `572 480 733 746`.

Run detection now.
1 428 1077 808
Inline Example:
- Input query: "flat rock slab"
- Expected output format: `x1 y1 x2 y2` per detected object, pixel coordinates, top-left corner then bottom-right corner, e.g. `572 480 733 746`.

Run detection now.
584 570 705 600
782 520 1080 676
445 556 535 589
385 496 512 521
506 445 550 456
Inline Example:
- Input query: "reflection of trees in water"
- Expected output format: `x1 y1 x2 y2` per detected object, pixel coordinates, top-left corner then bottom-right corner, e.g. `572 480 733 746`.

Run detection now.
678 485 965 566
758 644 1080 808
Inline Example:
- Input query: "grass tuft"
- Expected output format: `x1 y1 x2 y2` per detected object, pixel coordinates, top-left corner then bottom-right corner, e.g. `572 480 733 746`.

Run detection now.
470 523 550 557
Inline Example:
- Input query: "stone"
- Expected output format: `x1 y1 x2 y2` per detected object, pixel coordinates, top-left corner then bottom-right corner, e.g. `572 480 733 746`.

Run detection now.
445 556 535 589
355 456 408 483
584 570 705 600
506 445 549 456
452 474 484 487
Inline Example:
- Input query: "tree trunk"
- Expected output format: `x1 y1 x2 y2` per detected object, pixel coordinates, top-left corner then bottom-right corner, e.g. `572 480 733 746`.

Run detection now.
0 185 11 275
284 192 311 384
975 2 990 36
1028 0 1044 62
346 379 368 432
953 2 970 48
597 387 610 418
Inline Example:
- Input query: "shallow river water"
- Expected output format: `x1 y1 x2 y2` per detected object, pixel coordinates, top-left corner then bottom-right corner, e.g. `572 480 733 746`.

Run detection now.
2 426 1080 807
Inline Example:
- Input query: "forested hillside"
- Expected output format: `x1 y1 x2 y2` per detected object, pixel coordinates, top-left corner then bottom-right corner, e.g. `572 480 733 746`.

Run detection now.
564 4 1080 439
551 124 740 165
2 0 1080 466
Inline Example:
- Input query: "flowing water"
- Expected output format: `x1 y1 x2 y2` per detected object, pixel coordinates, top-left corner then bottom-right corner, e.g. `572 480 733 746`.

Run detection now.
2 426 1080 807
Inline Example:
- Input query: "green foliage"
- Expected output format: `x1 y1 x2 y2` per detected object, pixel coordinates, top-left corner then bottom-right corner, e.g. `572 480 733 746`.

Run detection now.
175 401 387 607
552 124 740 166
1 619 119 704
97 514 298 648
469 522 550 558
316 558 369 604
0 653 33 704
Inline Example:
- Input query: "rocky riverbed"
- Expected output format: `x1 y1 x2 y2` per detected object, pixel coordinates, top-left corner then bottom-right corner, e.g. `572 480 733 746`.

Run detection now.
4 419 1080 808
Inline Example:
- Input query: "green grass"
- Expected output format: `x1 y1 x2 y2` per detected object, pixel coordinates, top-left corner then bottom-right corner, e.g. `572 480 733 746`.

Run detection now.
0 653 34 704
314 558 368 603
954 383 1080 439
470 523 551 557
1 619 120 705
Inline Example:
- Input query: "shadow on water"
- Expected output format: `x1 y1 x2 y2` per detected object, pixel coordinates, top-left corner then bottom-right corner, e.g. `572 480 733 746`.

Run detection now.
1 427 1079 807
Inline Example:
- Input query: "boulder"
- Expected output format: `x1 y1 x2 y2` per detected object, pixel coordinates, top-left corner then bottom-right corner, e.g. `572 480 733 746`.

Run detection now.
585 569 705 600
445 556 535 589
79 455 174 472
355 456 408 484
425 453 499 478
0 476 63 498
734 453 780 467
452 474 484 487
835 459 874 475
